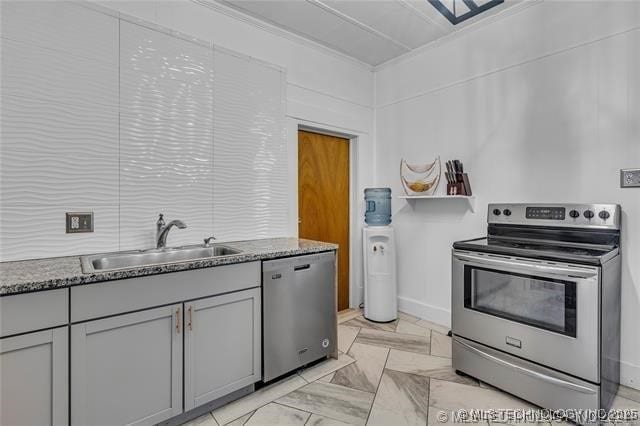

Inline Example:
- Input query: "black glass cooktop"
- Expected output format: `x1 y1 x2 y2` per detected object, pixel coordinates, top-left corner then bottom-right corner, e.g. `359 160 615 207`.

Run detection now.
453 237 618 265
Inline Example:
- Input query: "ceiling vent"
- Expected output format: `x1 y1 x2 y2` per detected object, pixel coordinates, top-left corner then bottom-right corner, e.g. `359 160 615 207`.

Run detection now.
428 0 505 25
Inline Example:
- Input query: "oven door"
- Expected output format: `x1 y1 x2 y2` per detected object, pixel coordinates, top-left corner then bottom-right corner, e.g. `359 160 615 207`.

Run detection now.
452 250 600 382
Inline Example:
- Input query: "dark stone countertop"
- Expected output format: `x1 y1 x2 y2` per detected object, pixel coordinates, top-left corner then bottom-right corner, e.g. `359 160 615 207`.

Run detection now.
0 238 337 296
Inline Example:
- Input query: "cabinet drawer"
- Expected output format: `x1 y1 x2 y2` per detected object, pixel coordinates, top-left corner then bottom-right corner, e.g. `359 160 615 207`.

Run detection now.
1 327 69 426
0 289 69 338
71 262 260 322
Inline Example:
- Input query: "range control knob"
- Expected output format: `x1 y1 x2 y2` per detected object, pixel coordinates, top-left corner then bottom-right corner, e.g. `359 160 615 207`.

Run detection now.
493 209 501 216
584 210 595 219
599 210 610 220
503 209 512 216
569 210 580 219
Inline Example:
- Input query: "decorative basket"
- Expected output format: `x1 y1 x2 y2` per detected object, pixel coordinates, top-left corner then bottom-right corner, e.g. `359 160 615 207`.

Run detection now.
400 156 441 196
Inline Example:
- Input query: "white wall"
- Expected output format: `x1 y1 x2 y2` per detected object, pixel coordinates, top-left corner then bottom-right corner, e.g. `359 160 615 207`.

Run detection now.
0 0 373 277
96 0 376 306
374 1 640 388
0 0 373 307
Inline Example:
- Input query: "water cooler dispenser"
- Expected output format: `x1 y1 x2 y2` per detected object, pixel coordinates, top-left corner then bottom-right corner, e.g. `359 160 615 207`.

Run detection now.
363 188 397 322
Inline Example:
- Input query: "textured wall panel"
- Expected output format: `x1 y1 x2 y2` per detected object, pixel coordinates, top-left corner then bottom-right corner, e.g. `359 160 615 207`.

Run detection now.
0 1 118 64
1 38 118 108
119 203 214 251
0 4 288 260
0 2 120 261
0 95 119 205
0 205 119 262
213 49 288 241
119 22 214 249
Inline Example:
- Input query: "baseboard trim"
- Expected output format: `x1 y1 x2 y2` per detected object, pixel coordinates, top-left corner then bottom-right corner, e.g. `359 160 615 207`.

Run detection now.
621 360 640 390
397 296 451 327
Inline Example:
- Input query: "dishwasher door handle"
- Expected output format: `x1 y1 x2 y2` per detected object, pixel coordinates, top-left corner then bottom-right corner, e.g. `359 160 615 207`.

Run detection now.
294 264 311 271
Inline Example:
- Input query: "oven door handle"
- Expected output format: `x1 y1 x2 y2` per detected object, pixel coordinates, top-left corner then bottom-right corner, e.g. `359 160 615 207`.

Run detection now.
457 339 597 395
453 252 598 278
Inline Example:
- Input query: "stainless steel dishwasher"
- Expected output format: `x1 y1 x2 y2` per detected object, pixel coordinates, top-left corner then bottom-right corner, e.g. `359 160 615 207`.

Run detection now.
262 251 337 382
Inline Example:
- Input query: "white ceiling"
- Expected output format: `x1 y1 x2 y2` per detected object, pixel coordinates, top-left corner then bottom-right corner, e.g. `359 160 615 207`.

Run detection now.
214 0 529 66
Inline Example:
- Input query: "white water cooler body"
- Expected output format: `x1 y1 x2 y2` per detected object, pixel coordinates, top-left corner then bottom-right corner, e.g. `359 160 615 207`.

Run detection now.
363 226 397 322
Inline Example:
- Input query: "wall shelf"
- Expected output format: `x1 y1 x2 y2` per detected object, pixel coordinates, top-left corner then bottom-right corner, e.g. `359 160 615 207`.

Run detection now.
397 195 476 212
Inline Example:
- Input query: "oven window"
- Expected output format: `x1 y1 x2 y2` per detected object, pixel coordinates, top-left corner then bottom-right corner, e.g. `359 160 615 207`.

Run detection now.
464 266 577 337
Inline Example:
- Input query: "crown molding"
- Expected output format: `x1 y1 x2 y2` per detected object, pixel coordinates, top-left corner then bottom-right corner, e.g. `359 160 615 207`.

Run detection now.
308 0 412 52
192 0 374 72
193 0 542 73
373 0 543 72
397 0 452 34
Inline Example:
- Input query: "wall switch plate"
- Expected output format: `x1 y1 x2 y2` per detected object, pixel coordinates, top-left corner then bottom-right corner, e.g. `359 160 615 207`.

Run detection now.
620 168 640 188
66 212 94 233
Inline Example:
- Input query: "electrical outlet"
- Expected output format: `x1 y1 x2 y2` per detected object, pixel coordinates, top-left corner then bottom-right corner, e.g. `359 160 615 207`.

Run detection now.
66 212 94 233
620 168 640 188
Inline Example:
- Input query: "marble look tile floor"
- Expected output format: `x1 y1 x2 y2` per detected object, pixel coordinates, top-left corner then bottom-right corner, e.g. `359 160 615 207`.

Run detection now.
184 311 640 426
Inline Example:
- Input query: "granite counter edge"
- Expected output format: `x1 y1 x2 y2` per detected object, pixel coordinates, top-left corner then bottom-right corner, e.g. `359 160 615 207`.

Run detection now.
0 245 337 297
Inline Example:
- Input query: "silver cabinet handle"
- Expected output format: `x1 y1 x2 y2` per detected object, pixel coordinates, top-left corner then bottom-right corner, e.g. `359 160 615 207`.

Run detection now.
188 306 193 331
457 339 596 394
453 252 598 278
175 307 181 334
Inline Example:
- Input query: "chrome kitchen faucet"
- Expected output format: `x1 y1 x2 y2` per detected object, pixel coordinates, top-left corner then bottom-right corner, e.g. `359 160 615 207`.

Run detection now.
156 213 187 249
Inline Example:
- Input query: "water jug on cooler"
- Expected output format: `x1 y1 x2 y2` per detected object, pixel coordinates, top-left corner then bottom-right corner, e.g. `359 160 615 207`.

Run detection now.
363 188 397 322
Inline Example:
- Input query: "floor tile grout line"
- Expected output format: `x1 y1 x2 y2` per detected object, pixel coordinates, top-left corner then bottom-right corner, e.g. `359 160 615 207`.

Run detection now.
216 381 304 426
425 377 431 426
302 408 314 426
275 395 365 426
297 371 310 384
240 409 256 425
364 349 392 425
272 401 313 423
359 326 433 340
342 324 361 354
280 402 345 424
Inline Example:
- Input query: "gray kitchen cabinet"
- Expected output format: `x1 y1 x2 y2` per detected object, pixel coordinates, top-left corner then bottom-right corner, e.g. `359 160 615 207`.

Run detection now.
71 304 183 426
0 327 69 426
184 287 262 410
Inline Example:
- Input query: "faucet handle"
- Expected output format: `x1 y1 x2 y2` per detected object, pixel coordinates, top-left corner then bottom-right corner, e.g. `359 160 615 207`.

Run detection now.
157 213 165 226
203 236 216 247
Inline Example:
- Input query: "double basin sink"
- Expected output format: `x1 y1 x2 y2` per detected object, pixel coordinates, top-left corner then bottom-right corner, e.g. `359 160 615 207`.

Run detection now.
81 245 242 273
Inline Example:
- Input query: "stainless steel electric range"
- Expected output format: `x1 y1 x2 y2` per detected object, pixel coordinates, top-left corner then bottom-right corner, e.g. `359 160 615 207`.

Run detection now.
452 203 621 417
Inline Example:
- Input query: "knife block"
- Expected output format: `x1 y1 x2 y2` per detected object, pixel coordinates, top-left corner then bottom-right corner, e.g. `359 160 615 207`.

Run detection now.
446 182 467 196
447 172 472 196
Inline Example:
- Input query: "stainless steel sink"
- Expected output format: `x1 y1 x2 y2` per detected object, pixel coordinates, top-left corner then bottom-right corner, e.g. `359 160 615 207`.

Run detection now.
81 245 242 273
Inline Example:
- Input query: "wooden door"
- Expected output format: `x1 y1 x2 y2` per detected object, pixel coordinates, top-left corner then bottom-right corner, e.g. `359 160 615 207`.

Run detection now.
298 130 350 311
0 327 68 426
184 288 262 410
71 305 183 426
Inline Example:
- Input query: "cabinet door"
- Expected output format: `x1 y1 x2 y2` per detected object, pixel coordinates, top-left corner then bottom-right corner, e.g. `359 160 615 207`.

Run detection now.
184 288 261 410
71 304 182 426
0 327 68 426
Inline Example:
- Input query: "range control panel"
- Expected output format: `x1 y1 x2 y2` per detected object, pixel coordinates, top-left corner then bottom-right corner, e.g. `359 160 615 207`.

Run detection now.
525 206 566 220
488 203 621 230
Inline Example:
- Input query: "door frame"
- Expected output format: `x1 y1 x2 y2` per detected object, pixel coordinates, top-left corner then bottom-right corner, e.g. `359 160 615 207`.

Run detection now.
290 120 361 310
